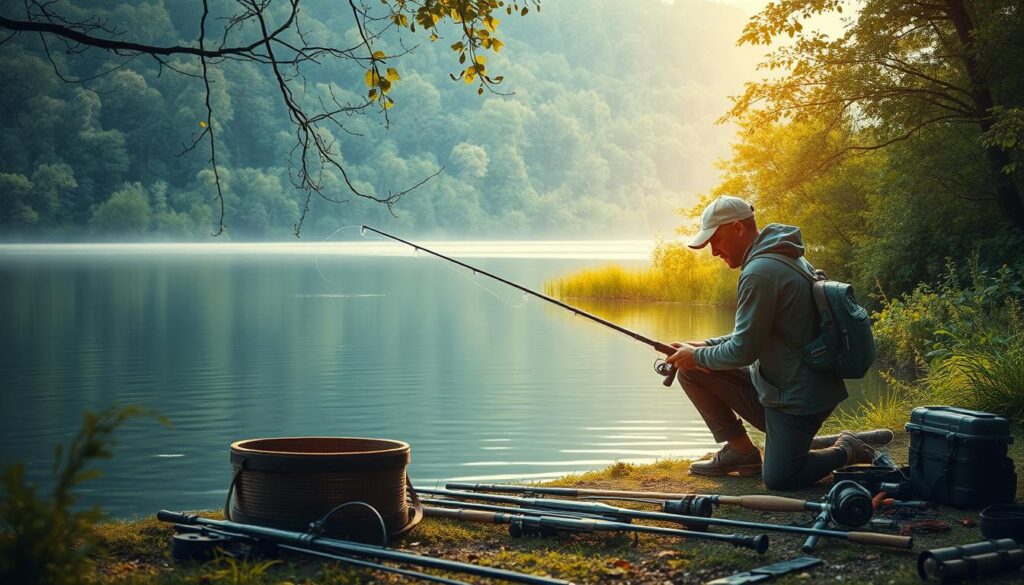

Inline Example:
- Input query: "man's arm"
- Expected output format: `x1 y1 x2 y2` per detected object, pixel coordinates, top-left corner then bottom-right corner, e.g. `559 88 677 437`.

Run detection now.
693 272 777 370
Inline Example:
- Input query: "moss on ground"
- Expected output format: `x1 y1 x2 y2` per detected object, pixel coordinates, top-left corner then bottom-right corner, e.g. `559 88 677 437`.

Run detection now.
90 431 1024 584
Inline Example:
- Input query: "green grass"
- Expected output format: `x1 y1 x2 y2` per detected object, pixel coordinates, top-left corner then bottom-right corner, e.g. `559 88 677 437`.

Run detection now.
544 241 737 304
85 428 1024 584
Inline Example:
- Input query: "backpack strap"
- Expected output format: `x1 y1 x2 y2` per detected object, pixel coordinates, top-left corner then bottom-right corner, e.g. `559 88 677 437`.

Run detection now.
758 254 832 325
754 253 832 355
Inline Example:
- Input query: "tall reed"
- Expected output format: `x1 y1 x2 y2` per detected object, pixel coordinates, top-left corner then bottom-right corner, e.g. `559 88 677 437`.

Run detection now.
545 241 737 304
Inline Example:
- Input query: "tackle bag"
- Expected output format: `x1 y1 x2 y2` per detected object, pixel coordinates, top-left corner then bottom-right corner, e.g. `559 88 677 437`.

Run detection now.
906 406 1016 508
761 253 876 379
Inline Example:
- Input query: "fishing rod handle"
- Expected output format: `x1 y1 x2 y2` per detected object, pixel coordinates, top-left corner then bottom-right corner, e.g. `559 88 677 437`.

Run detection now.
802 510 829 552
425 506 500 524
159 510 197 524
847 531 914 549
739 534 771 554
716 495 819 513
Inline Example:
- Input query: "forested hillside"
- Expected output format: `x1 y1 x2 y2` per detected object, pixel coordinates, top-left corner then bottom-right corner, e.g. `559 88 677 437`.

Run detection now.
0 0 757 240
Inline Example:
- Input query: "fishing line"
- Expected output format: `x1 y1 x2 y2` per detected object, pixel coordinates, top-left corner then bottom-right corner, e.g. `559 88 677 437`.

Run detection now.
316 226 529 309
361 226 681 387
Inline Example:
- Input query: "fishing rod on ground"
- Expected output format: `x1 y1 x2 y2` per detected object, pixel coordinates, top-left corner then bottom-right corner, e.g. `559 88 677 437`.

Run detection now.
421 497 636 524
422 502 769 553
158 511 573 585
359 225 682 387
444 482 874 528
414 488 913 550
171 523 470 585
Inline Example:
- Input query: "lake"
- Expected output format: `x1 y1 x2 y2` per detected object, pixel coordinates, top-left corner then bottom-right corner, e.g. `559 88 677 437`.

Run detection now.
0 239 886 518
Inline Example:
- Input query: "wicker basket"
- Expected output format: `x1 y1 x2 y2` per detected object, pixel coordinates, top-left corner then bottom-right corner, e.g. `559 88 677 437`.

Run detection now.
227 437 420 543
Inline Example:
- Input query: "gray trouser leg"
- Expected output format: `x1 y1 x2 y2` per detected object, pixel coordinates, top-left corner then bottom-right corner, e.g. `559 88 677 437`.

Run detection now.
677 367 766 442
762 407 848 490
678 367 848 490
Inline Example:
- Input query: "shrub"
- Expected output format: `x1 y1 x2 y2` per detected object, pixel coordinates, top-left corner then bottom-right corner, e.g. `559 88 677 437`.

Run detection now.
0 406 151 585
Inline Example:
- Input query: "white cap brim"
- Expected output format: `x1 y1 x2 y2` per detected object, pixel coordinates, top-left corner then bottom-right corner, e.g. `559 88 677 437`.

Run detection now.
687 225 718 249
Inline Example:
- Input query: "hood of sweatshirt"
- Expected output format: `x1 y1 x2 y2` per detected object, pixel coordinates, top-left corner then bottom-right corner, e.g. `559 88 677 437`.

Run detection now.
741 223 805 267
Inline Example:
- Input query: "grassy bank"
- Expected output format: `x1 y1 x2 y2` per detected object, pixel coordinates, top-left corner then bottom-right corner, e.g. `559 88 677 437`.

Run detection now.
828 260 1024 431
86 431 1023 585
544 241 737 304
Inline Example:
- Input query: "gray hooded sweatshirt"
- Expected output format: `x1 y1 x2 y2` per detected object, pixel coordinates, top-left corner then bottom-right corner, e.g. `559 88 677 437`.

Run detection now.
693 224 848 415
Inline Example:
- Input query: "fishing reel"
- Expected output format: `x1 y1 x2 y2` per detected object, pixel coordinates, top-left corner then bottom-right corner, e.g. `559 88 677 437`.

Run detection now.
662 495 714 531
653 359 678 387
170 525 278 563
827 480 874 528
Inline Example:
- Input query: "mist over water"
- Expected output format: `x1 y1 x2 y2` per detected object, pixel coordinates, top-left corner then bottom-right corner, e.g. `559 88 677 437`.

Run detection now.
0 242 886 517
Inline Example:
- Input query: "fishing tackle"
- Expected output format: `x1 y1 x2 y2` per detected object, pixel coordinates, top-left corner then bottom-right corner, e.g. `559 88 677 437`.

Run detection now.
422 503 768 553
416 487 912 550
158 510 571 585
361 226 682 387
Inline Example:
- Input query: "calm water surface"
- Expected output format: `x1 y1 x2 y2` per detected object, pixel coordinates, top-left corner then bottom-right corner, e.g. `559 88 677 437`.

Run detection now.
0 241 886 517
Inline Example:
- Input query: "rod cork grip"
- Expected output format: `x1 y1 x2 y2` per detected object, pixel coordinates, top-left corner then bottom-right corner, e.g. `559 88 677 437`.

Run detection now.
731 495 811 512
848 531 913 549
424 507 496 523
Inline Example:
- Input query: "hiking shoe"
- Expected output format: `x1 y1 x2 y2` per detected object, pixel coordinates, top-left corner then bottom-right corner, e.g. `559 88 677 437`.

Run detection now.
689 445 762 477
834 432 876 465
811 428 894 451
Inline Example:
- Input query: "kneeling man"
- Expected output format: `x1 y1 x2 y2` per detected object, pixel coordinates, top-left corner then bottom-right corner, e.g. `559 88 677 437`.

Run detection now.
666 196 891 490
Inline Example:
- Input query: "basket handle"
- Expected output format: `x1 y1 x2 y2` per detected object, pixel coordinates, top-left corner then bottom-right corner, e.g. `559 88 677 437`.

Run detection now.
223 457 246 521
406 474 424 528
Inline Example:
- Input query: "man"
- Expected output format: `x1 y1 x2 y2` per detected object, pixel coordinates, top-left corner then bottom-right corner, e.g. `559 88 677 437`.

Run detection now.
665 195 892 490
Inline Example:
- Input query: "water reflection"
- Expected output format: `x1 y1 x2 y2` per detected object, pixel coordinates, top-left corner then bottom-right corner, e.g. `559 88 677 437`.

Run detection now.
0 244 887 517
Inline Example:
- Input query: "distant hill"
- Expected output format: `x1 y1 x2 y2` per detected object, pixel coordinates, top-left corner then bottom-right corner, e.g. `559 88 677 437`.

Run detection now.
0 0 758 240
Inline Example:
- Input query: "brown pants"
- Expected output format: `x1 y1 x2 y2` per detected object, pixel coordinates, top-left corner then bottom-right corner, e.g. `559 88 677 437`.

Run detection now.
677 367 847 490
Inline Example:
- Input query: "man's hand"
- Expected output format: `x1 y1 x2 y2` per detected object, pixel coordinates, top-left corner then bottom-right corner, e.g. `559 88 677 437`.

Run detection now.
666 342 710 373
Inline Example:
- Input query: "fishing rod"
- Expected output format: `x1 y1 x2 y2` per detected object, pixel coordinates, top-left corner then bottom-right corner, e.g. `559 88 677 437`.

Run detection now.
414 488 913 550
158 511 572 585
448 482 836 516
423 503 768 553
421 497 632 523
360 225 680 387
172 523 469 585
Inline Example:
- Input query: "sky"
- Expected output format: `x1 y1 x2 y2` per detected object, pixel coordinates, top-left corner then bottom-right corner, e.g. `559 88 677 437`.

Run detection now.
709 0 850 37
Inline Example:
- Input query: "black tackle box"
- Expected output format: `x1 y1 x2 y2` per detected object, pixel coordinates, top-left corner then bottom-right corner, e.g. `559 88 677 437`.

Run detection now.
905 406 1016 508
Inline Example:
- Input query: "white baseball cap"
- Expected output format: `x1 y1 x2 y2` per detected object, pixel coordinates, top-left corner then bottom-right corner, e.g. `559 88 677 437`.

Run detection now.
687 196 755 249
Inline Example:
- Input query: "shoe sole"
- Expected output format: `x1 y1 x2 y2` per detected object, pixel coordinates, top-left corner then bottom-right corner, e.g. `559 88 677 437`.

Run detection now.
689 464 762 477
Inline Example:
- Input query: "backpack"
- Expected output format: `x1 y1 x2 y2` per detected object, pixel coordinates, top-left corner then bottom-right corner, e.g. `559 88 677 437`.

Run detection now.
761 253 876 379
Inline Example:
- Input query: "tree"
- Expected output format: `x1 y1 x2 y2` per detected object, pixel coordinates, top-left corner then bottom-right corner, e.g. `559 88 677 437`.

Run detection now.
0 0 541 235
90 182 153 235
729 0 1024 229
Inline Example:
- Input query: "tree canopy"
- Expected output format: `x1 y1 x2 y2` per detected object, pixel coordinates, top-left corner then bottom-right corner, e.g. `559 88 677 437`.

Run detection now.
697 0 1023 300
1 0 756 240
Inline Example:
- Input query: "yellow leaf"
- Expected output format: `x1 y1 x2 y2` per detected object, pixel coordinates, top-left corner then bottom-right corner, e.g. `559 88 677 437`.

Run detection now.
364 69 380 87
386 67 400 81
383 96 395 109
491 39 504 52
199 121 207 128
372 50 386 59
379 78 392 94
484 16 499 32
464 68 476 84
451 41 464 52
368 88 377 100
474 55 487 65
430 32 438 41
